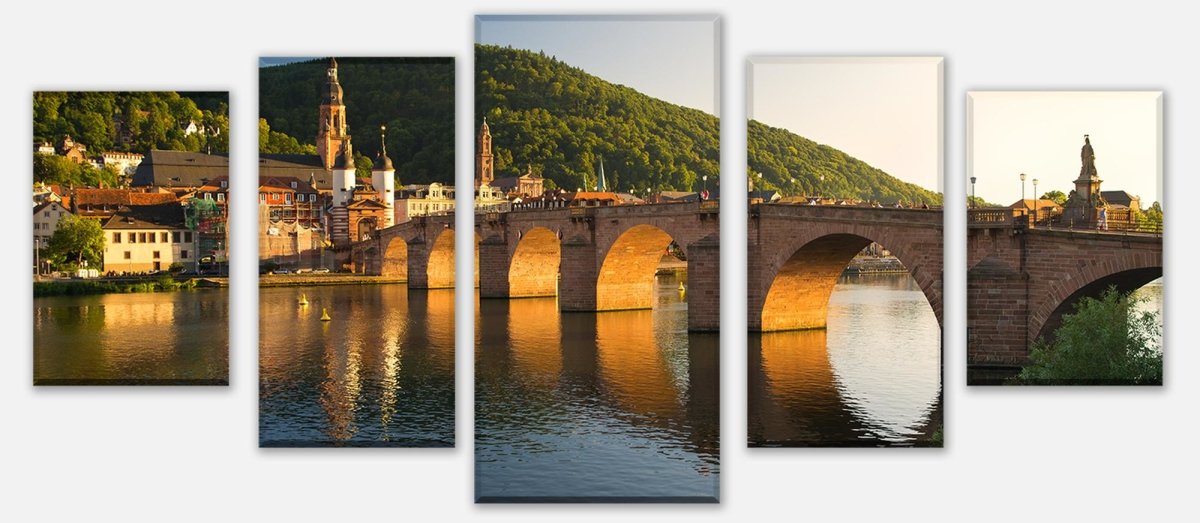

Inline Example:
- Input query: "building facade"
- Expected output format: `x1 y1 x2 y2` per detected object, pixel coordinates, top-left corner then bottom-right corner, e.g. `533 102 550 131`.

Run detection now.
102 204 196 273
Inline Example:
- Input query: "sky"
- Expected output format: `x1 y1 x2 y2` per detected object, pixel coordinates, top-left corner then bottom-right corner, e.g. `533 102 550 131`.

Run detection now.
750 58 943 193
476 15 718 116
258 57 310 68
969 91 1162 206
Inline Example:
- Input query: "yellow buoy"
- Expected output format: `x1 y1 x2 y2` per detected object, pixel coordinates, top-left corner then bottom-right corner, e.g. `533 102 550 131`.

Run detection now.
298 293 309 306
320 308 332 321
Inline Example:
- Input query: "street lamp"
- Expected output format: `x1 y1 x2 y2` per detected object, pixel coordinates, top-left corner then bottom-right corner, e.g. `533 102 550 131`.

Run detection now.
819 174 826 199
970 176 977 209
702 175 708 192
1020 172 1027 203
1032 178 1039 223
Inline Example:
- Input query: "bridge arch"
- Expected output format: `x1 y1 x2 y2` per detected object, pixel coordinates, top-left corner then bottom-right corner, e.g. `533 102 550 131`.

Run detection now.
1030 258 1163 346
426 227 456 289
758 229 942 332
595 223 677 311
509 227 560 298
380 236 408 279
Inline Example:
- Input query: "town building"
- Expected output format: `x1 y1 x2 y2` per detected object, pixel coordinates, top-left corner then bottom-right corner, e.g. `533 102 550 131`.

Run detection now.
101 203 195 273
99 151 144 177
396 183 456 223
492 164 544 197
71 188 178 221
55 135 88 163
33 201 71 249
131 150 229 189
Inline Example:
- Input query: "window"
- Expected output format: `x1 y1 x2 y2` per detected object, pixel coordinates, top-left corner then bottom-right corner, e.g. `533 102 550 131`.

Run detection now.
153 251 160 259
33 223 38 232
184 232 193 243
290 181 297 189
128 232 137 243
124 251 131 260
220 180 228 189
149 232 156 243
217 193 225 202
285 193 292 205
181 250 189 260
204 193 213 200
113 232 122 243
259 193 266 202
43 211 50 217
172 231 181 243
297 194 305 203
161 232 169 243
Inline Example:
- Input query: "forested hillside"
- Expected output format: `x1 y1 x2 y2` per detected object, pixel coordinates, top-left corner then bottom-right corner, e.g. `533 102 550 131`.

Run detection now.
33 91 229 154
259 57 454 185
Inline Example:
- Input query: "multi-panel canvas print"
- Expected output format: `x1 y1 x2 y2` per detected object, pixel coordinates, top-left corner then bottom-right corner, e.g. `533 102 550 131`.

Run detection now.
33 91 231 385
257 57 456 446
474 15 721 502
746 58 944 447
966 91 1163 385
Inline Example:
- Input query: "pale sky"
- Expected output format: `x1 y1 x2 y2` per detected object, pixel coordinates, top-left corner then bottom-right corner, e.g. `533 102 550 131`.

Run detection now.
749 58 943 193
476 15 718 116
969 91 1162 206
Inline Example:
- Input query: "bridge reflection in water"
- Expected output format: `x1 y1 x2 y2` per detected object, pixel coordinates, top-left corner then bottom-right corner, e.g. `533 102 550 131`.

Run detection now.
475 274 719 502
749 274 942 447
259 286 454 447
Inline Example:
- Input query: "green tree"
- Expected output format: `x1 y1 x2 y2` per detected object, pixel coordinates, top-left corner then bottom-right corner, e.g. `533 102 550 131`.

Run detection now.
33 154 119 188
1014 286 1162 385
44 215 106 270
967 195 999 208
1136 201 1163 231
259 118 317 154
1040 190 1068 206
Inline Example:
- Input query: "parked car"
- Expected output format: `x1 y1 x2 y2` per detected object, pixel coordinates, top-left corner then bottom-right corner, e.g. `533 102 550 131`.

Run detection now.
271 268 292 275
312 268 330 274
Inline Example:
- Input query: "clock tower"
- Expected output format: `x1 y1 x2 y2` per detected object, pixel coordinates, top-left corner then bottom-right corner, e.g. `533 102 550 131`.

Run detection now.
317 57 352 171
476 118 494 186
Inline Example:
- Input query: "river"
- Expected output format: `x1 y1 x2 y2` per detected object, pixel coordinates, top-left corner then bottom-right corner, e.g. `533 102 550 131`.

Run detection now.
258 285 455 447
749 273 943 447
33 290 229 385
475 273 720 502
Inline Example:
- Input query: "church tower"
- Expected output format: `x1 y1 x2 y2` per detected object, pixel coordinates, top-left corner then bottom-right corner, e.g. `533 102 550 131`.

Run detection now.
317 57 352 171
372 125 396 228
476 118 494 187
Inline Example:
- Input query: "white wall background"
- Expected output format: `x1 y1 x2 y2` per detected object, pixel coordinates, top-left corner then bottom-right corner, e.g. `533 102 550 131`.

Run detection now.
2 1 1194 521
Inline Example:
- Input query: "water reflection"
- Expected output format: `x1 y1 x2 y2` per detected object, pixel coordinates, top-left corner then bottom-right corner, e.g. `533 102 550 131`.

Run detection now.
749 274 942 447
476 275 719 502
33 291 229 385
259 285 454 447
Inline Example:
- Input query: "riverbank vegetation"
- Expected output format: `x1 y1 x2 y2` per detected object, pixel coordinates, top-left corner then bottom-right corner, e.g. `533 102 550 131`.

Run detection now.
34 276 199 297
1012 286 1163 385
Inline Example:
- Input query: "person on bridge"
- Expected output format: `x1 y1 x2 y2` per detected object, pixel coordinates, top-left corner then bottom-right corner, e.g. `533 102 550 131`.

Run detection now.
1098 207 1108 230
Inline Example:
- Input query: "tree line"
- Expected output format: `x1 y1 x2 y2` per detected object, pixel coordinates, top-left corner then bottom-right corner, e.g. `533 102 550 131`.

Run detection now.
33 91 229 155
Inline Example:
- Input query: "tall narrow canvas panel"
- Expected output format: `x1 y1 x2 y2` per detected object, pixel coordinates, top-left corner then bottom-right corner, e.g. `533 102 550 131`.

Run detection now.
474 15 721 502
746 58 945 447
257 57 457 446
33 91 231 386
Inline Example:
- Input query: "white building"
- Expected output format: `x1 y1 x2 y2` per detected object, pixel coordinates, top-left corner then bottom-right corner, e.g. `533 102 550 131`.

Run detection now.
34 201 71 249
396 183 455 224
102 204 196 273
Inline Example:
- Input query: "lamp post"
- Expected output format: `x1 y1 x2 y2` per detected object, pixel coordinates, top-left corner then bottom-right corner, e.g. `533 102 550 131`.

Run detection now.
819 174 826 200
970 176 977 209
1032 178 1039 224
1020 172 1027 203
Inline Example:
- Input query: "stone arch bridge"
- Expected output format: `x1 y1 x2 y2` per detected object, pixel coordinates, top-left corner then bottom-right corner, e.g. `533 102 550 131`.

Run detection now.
968 209 1163 369
351 202 721 331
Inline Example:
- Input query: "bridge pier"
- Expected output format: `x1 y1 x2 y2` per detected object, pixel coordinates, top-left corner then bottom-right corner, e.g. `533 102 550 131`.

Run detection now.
686 234 721 332
559 235 599 312
478 236 511 298
406 239 435 289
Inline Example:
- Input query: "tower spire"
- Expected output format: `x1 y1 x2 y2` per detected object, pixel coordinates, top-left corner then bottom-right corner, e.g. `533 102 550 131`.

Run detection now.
476 117 494 186
596 157 607 191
